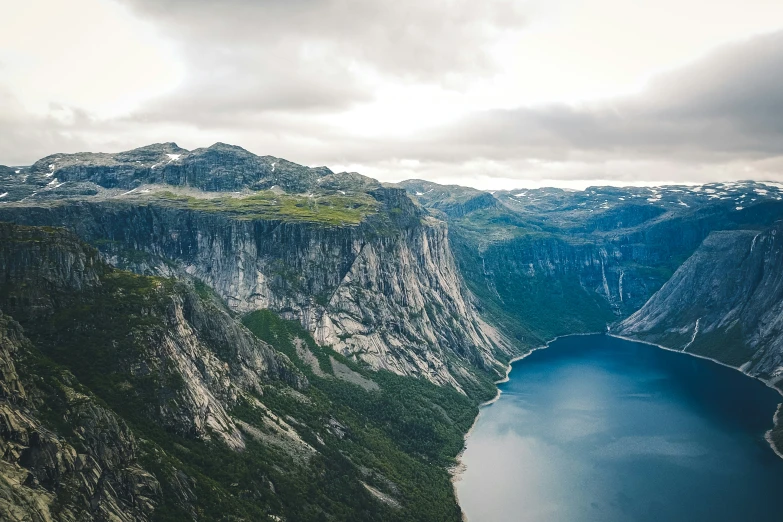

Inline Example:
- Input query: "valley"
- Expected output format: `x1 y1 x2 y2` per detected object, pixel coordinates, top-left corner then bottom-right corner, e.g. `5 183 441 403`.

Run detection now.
2 143 783 521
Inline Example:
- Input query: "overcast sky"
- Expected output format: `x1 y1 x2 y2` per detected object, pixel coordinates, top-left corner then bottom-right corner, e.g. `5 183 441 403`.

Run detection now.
3 0 783 189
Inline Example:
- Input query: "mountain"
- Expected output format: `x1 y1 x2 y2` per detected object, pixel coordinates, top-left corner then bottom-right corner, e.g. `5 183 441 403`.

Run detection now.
0 222 488 521
614 222 783 380
3 142 783 520
400 180 783 346
0 144 517 521
0 144 513 392
1 142 378 202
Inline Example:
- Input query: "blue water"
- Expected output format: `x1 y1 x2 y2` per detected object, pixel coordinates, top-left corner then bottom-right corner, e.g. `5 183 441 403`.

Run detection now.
456 335 783 522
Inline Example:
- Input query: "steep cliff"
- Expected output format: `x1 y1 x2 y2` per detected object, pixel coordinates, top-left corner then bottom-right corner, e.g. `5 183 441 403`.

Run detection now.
0 146 513 390
615 223 783 383
0 310 161 522
0 221 492 521
0 223 304 451
400 180 783 347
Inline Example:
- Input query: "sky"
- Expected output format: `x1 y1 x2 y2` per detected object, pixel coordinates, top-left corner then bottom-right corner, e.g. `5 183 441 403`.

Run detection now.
2 0 783 189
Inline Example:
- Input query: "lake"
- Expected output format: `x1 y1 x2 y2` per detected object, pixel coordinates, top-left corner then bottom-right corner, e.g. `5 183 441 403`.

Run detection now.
455 334 783 522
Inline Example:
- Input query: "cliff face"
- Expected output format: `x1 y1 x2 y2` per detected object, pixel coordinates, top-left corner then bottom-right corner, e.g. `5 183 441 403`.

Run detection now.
0 222 487 521
0 189 511 390
0 224 304 452
0 228 162 521
401 181 783 346
0 310 162 522
615 223 783 384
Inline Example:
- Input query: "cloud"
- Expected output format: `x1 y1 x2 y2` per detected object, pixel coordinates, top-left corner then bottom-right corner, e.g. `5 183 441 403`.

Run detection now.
121 0 528 79
0 89 89 166
2 1 783 190
422 31 783 164
117 0 529 122
308 29 783 187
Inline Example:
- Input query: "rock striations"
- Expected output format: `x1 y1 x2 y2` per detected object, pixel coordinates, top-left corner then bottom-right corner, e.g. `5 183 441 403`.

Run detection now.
0 144 513 391
615 223 783 383
5 142 783 519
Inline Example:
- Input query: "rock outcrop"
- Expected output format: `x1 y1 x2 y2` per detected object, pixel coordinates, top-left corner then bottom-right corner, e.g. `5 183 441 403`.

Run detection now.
0 223 304 451
615 223 783 383
0 310 161 522
0 155 513 389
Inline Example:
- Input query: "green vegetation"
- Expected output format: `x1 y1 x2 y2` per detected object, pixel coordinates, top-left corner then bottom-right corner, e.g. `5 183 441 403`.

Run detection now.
687 323 753 368
1 243 485 520
449 231 615 349
153 190 379 225
241 310 487 520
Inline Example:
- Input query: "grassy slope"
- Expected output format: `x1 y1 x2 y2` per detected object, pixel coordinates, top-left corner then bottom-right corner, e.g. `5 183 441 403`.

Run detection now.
152 191 379 225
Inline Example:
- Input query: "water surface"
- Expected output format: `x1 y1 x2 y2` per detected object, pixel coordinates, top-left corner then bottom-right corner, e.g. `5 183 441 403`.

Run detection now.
456 335 783 522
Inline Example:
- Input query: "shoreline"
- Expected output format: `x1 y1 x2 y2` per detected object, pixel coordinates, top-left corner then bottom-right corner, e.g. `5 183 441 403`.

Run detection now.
450 331 601 517
452 331 783 520
607 333 783 459
765 405 783 460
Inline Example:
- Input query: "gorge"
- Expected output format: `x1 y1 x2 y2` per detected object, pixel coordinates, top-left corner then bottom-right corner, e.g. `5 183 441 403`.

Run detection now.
1 143 783 521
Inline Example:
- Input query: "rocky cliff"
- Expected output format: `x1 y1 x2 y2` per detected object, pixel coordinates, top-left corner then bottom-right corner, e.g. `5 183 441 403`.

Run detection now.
0 145 513 391
401 180 783 346
615 223 783 384
0 222 490 521
0 309 161 522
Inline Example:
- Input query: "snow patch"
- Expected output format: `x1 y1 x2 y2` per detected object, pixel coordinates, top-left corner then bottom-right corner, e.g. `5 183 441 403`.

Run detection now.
166 153 181 162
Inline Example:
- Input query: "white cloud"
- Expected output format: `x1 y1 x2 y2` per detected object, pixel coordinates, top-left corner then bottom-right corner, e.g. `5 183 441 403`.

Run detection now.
2 0 783 190
0 0 182 118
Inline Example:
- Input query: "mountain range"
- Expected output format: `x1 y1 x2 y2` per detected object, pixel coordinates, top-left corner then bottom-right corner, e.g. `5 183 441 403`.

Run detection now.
1 142 782 521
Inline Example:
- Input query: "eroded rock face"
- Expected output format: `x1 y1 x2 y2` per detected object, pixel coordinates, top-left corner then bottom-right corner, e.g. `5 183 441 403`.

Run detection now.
0 222 304 451
0 311 161 522
313 216 507 388
615 224 783 383
0 190 512 389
